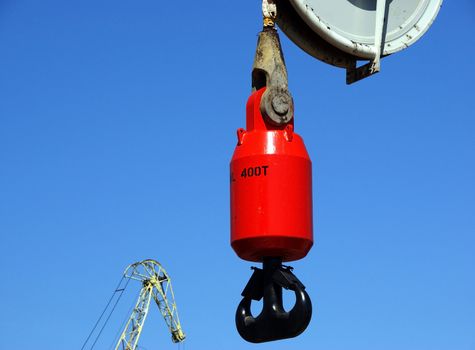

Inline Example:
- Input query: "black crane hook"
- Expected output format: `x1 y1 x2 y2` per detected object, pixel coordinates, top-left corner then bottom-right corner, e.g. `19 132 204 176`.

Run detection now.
235 257 312 343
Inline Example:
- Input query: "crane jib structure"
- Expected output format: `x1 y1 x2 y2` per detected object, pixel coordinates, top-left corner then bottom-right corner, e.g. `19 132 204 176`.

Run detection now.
81 259 185 350
115 259 185 350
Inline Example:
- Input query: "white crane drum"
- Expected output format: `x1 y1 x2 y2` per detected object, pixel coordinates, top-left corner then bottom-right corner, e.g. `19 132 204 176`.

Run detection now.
273 0 443 81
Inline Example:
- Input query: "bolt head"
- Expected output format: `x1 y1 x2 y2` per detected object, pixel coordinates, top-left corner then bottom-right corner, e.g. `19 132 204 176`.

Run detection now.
271 94 290 115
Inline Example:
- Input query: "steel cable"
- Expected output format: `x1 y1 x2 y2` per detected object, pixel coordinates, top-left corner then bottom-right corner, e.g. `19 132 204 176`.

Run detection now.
80 275 130 350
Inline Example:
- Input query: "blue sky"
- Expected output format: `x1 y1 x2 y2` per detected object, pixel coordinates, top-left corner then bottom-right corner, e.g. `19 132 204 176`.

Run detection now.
0 1 474 350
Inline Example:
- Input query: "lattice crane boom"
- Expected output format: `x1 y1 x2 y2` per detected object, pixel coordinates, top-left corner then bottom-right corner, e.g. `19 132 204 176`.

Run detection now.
115 259 185 350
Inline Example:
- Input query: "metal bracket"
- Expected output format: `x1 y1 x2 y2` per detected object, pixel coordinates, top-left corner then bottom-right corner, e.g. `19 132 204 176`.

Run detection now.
252 27 294 125
346 0 388 84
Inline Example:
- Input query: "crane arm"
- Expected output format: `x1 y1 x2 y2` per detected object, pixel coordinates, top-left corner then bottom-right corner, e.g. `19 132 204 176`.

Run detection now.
115 282 154 350
114 259 185 350
152 281 185 343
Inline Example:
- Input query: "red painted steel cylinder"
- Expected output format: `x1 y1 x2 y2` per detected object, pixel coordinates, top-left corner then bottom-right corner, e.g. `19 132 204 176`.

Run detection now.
230 88 313 262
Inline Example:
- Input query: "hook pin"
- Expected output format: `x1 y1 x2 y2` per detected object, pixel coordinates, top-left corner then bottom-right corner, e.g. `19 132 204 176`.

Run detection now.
235 257 312 343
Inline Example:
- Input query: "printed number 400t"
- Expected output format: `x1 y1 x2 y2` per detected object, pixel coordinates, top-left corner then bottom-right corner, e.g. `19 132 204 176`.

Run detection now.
241 166 269 178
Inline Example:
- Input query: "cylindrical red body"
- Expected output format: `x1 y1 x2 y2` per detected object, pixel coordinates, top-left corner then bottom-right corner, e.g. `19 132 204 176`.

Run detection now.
230 88 313 262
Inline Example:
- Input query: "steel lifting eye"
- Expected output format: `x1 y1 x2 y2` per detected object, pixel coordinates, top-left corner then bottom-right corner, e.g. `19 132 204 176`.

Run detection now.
235 258 312 343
